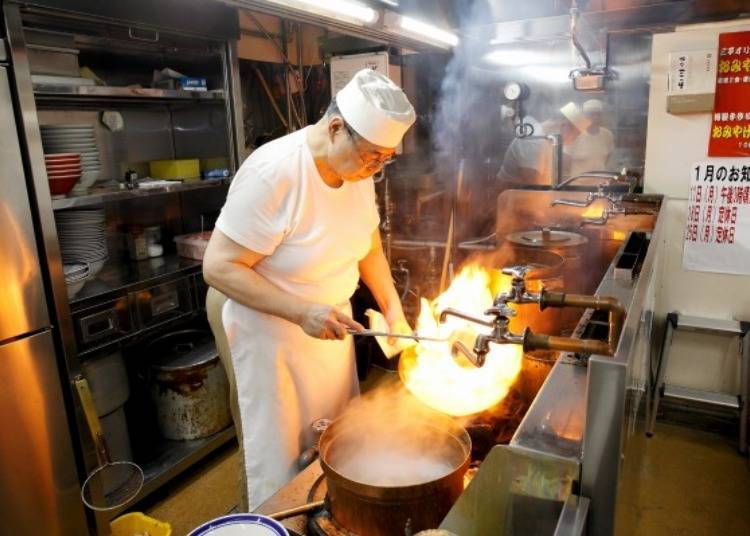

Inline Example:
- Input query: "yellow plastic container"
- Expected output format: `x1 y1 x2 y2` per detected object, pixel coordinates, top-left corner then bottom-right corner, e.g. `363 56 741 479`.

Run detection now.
110 512 172 536
149 159 200 181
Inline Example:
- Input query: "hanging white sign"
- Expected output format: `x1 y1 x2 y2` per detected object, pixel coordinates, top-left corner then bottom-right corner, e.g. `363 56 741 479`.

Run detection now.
683 160 750 275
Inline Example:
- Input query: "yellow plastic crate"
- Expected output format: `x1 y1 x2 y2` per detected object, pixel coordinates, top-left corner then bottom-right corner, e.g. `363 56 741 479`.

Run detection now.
110 512 172 536
149 159 200 181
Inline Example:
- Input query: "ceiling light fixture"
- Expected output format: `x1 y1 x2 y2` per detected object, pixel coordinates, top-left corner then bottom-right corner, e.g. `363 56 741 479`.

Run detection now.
262 0 378 26
383 12 459 49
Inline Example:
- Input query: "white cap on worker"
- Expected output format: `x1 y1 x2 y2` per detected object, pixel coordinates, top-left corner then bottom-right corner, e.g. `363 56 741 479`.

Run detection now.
335 68 416 149
583 99 604 113
559 101 590 132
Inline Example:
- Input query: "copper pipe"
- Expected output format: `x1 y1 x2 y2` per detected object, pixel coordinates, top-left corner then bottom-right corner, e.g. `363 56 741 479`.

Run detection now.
529 291 625 356
524 331 611 355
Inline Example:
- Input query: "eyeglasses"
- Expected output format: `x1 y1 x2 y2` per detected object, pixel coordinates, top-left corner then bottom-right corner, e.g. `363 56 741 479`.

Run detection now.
343 123 395 169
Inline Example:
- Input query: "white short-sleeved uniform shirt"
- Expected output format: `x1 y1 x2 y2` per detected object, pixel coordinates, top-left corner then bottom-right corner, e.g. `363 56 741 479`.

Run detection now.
216 127 380 306
569 128 615 177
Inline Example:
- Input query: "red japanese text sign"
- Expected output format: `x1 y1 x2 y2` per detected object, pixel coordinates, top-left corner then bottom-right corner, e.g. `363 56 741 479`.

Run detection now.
708 31 750 157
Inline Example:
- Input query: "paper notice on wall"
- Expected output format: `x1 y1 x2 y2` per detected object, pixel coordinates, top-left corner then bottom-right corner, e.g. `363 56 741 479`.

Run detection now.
708 31 750 156
668 50 716 95
683 160 750 275
330 52 390 94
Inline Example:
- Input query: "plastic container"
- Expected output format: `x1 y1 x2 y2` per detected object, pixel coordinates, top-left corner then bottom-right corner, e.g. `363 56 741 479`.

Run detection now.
149 158 200 181
110 512 172 536
174 231 212 260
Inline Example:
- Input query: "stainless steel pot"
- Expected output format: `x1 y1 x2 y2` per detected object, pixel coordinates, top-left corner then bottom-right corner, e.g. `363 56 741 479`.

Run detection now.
319 412 470 536
148 330 231 440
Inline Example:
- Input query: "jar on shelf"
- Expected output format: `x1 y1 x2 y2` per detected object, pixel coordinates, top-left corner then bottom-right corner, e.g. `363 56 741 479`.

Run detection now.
127 224 149 261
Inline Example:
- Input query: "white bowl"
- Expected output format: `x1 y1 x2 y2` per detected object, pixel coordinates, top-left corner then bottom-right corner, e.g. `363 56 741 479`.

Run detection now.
188 514 288 536
66 279 86 299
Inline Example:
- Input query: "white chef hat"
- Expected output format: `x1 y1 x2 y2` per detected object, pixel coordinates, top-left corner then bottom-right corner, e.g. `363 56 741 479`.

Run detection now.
583 99 604 113
335 68 416 149
559 102 590 132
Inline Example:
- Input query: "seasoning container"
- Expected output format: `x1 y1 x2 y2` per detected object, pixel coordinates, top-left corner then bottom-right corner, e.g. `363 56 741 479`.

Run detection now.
127 224 149 261
148 330 231 440
143 225 163 258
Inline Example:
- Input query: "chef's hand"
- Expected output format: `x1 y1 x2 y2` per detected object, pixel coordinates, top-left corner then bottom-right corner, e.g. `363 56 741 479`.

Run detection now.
300 304 365 340
384 309 412 345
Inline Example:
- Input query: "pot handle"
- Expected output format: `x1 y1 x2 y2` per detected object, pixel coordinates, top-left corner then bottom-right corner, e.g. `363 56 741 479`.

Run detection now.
74 376 111 465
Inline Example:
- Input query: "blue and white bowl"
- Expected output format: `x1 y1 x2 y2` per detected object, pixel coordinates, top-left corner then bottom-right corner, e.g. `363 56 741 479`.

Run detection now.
188 514 289 536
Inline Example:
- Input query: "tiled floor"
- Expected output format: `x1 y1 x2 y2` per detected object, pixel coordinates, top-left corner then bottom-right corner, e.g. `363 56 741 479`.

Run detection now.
616 421 750 536
142 445 240 536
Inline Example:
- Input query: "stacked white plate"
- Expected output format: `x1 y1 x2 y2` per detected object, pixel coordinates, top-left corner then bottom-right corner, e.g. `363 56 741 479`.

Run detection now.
41 124 101 195
63 262 90 298
56 209 108 280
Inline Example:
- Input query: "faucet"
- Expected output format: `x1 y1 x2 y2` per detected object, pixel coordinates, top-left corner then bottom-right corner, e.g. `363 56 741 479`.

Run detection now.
553 167 637 192
441 264 626 367
551 183 622 209
440 304 524 368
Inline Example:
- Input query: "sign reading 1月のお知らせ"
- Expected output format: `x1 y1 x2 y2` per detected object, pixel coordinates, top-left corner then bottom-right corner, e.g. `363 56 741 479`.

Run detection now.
683 160 750 275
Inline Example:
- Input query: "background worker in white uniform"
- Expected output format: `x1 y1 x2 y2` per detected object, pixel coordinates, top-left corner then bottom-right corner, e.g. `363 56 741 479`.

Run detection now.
202 68 415 509
497 102 589 185
569 98 614 177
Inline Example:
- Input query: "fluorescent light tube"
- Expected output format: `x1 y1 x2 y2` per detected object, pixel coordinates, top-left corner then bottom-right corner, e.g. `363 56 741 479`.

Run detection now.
399 15 459 48
264 0 378 25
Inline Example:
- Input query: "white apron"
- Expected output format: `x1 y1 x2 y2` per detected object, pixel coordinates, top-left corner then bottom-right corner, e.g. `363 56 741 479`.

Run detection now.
223 299 358 509
215 127 380 509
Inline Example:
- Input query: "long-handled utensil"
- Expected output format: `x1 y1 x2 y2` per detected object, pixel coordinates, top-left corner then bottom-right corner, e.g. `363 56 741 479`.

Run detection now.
74 376 144 511
348 329 448 343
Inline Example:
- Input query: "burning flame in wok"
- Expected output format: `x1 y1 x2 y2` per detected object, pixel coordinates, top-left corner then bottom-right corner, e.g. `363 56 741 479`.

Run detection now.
401 264 522 416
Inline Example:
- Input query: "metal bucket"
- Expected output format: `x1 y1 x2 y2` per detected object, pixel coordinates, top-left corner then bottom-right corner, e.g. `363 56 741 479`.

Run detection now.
319 412 470 536
148 330 231 440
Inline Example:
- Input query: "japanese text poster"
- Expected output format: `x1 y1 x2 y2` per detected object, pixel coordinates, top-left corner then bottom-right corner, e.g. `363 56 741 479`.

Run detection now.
708 31 750 156
683 160 750 275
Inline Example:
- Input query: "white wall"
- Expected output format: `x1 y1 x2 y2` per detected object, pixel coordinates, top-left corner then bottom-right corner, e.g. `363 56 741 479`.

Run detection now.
645 22 750 393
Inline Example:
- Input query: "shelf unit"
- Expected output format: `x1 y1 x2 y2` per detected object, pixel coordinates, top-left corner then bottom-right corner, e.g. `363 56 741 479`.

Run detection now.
52 179 228 210
34 84 226 103
4 2 244 533
71 253 202 306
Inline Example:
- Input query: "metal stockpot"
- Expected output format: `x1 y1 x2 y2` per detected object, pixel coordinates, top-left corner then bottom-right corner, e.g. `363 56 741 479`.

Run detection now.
148 330 231 440
503 230 589 331
319 413 471 536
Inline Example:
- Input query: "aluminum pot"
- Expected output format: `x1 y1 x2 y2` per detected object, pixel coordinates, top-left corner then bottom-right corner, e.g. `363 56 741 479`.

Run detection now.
319 412 470 536
148 330 231 440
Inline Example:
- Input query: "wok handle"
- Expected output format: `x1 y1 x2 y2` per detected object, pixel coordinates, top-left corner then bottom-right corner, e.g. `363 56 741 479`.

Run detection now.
267 500 326 520
74 376 111 465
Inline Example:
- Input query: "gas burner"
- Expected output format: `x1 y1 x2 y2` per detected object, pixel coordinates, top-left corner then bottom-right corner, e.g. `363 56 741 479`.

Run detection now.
308 509 357 536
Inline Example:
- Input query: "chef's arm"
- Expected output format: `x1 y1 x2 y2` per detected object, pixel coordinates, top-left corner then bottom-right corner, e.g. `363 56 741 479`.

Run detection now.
203 229 364 339
358 230 410 332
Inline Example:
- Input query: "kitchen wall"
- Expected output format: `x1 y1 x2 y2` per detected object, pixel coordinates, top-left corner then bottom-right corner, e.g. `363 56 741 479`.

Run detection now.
644 20 750 393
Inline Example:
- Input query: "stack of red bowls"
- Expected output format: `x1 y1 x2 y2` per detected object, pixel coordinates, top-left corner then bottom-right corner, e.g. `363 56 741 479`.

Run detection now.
45 153 81 196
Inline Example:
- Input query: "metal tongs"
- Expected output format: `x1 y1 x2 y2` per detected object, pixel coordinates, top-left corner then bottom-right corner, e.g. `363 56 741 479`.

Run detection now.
347 329 448 343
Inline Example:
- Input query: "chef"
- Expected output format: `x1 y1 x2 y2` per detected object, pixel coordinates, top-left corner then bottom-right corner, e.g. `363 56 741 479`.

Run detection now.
497 102 589 185
569 98 614 177
202 68 415 508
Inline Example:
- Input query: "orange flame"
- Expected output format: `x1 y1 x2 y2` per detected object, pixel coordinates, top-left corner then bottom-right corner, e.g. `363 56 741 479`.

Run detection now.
581 204 605 219
401 264 522 416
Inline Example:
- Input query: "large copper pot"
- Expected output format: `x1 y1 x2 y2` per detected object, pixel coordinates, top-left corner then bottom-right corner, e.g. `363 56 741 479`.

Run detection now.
319 411 471 536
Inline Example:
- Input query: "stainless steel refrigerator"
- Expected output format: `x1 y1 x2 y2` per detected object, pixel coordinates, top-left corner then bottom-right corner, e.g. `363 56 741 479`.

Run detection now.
0 40 88 534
